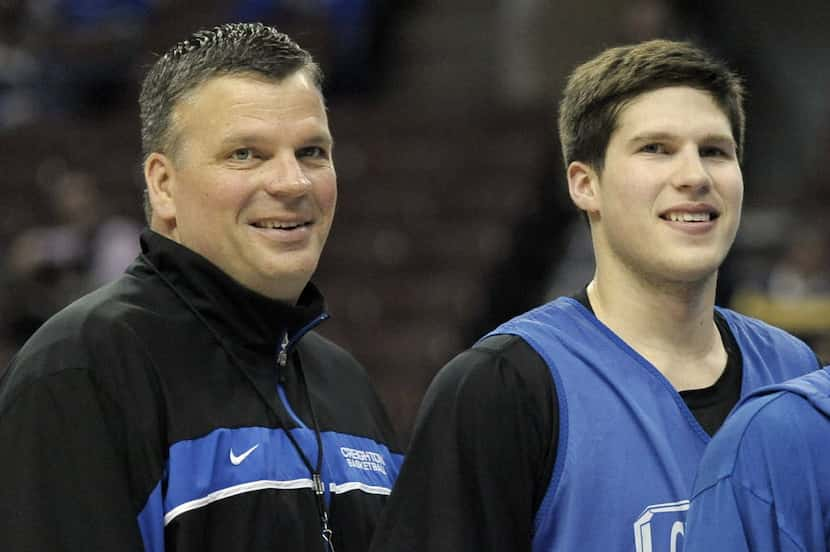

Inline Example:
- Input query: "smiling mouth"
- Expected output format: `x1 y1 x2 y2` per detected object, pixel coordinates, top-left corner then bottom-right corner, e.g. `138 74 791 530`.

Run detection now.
251 220 311 230
660 211 718 222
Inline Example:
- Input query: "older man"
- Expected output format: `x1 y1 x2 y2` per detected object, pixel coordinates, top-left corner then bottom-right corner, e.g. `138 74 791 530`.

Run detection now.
0 23 402 551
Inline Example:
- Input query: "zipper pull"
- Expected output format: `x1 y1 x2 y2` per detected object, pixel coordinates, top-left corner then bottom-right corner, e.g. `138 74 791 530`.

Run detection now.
277 331 289 367
321 509 335 552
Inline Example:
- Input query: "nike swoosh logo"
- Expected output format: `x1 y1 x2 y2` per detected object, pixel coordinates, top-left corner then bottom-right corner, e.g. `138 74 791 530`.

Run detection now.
229 444 260 465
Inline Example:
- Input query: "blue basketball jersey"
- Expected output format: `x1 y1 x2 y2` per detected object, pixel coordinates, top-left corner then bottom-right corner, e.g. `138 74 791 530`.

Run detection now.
685 368 830 552
484 297 817 551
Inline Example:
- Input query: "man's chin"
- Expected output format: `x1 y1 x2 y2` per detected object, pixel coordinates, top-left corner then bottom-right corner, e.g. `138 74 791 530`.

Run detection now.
257 263 319 296
655 263 721 289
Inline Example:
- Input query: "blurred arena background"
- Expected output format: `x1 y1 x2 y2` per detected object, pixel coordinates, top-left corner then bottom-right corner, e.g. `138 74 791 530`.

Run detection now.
1 0 828 441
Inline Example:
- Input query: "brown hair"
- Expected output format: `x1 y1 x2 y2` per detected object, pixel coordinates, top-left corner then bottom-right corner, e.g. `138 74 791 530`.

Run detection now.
558 39 745 172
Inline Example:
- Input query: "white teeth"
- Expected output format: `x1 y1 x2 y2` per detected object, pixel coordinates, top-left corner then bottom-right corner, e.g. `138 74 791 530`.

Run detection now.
665 212 711 222
254 221 304 229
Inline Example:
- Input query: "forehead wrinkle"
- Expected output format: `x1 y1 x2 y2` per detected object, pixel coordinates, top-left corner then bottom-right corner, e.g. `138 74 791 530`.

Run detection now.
224 96 329 130
217 116 332 146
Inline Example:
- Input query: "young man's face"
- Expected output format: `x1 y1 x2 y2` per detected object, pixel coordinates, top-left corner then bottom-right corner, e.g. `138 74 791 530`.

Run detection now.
578 85 743 286
146 71 337 302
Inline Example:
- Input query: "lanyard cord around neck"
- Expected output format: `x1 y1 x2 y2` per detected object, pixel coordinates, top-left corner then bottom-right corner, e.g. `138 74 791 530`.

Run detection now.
142 254 335 552
278 332 334 550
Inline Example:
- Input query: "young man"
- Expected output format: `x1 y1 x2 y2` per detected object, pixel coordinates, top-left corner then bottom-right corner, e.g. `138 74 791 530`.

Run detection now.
685 367 830 552
0 23 402 551
369 39 820 551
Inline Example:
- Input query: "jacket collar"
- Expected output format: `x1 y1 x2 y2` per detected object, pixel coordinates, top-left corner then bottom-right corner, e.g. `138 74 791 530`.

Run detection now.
138 229 327 353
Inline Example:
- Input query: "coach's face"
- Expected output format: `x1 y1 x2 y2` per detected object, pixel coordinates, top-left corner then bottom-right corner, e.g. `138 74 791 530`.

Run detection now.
145 71 337 303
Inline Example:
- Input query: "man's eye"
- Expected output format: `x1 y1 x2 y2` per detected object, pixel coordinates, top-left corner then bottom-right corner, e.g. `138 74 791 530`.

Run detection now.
231 148 254 161
700 146 729 158
641 143 667 154
298 146 327 159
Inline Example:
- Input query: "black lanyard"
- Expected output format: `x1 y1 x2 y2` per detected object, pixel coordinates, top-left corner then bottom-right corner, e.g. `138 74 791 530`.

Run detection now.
277 332 335 552
144 255 335 551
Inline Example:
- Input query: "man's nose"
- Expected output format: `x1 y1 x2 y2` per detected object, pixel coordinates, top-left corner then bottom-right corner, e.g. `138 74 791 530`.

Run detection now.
670 148 712 193
264 155 312 197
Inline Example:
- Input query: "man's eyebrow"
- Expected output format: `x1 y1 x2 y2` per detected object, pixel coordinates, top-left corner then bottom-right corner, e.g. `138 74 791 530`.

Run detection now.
629 131 675 143
699 133 737 148
218 131 334 147
304 132 334 146
629 131 736 147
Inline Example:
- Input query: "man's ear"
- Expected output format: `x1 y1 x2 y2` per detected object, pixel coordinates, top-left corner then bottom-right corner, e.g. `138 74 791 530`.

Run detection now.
567 161 601 214
144 152 177 228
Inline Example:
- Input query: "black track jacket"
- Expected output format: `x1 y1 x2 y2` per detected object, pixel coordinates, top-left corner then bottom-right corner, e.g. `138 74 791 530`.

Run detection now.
0 230 402 551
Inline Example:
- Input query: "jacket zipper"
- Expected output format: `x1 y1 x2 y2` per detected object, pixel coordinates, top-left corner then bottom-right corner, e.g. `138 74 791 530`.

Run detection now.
277 332 290 367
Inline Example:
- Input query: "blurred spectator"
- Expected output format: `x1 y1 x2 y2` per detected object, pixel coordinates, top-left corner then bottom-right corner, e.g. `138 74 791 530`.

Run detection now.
0 0 41 128
497 0 686 109
0 0 155 123
38 0 155 115
729 221 830 363
231 0 406 96
767 227 830 300
2 162 140 351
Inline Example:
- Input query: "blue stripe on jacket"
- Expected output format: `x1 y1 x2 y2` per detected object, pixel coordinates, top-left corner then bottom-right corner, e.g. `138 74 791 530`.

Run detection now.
137 426 403 551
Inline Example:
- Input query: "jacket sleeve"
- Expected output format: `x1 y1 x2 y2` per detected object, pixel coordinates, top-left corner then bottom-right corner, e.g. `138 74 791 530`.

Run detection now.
0 367 147 551
369 336 556 552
